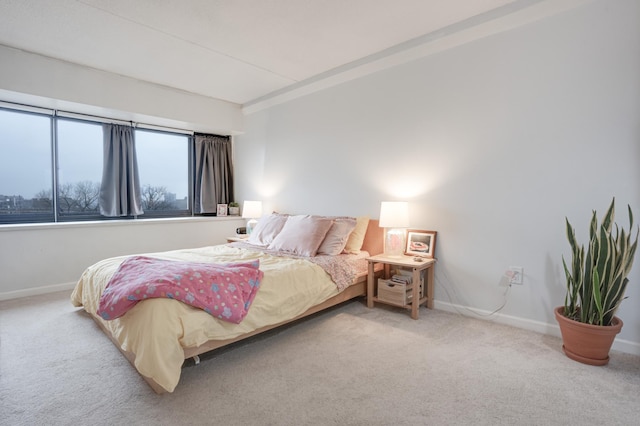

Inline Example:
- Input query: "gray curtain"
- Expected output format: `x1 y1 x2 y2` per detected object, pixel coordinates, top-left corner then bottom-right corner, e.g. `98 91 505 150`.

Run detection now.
194 134 233 214
99 124 144 217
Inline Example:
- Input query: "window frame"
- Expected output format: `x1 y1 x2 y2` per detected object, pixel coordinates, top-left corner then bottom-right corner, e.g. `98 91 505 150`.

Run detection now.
55 116 103 222
0 105 55 224
133 127 194 219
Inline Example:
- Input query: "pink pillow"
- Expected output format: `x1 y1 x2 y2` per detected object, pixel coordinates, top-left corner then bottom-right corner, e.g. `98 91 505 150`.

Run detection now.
268 215 334 257
247 213 288 246
317 217 357 255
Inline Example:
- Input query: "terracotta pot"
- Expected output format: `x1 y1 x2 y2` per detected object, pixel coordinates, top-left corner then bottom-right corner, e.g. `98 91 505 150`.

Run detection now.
554 306 623 366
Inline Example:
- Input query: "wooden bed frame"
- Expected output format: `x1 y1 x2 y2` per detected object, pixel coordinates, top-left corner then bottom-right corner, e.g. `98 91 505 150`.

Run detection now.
89 219 384 394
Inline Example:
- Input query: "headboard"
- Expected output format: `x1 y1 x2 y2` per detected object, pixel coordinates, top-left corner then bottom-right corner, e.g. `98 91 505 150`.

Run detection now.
361 219 383 256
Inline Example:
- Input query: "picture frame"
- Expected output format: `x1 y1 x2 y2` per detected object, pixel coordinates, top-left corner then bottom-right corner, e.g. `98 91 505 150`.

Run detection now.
216 204 228 217
405 229 437 258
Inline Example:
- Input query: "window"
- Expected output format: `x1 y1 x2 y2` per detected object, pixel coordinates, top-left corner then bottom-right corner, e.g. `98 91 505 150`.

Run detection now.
135 129 190 216
0 104 229 225
0 108 54 223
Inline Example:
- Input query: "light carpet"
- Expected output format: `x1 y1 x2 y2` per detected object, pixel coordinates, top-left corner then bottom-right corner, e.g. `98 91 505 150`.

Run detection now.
1 291 639 426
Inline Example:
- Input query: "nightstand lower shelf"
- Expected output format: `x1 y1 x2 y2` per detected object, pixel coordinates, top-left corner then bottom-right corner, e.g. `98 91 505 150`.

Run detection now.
369 296 429 310
366 254 435 320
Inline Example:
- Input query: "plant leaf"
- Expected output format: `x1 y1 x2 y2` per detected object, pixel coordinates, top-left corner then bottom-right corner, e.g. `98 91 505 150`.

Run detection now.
562 198 638 326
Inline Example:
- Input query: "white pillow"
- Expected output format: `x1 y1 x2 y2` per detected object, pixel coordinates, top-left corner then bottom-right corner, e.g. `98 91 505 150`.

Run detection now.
317 217 357 255
247 213 288 246
268 215 334 257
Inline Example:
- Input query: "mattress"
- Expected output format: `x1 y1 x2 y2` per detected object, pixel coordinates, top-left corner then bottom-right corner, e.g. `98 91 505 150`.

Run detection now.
71 244 368 392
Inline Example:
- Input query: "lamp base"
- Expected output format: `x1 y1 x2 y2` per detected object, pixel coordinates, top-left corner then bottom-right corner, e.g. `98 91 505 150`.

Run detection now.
384 228 406 257
246 219 258 235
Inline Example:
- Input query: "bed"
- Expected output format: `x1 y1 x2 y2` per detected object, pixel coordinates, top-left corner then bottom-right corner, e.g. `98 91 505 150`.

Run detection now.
71 215 383 394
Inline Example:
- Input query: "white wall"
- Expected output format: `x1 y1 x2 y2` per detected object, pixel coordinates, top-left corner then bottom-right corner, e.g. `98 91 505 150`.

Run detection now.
0 217 245 300
235 0 640 353
0 44 243 135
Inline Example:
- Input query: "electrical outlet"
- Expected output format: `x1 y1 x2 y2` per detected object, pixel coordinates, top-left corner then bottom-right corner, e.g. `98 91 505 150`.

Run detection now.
507 266 523 285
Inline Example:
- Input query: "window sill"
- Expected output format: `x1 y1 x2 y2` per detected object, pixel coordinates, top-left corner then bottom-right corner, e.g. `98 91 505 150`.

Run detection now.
0 215 244 232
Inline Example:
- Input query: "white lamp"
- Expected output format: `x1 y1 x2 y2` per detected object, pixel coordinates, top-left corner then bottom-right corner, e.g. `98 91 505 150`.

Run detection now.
379 201 409 257
242 200 263 235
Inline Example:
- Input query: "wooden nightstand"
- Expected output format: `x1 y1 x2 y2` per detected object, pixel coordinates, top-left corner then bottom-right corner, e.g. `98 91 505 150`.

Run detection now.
366 254 435 319
226 236 249 243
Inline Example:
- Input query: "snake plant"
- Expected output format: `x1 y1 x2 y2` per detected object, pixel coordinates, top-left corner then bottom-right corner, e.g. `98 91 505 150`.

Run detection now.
562 198 638 326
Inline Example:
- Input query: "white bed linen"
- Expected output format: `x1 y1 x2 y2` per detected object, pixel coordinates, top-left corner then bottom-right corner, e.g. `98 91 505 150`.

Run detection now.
71 245 344 393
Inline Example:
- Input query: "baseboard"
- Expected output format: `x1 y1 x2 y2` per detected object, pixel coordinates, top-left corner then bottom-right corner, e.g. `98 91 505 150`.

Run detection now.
434 300 640 357
0 281 76 301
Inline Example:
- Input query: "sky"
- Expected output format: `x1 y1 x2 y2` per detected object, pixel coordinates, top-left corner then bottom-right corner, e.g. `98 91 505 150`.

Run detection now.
0 109 188 199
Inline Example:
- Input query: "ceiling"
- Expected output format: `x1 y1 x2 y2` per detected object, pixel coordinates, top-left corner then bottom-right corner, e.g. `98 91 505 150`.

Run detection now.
0 0 556 107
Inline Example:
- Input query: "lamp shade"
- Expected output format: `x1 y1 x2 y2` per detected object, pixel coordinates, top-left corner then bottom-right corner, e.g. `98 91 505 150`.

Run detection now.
242 200 263 219
379 201 409 228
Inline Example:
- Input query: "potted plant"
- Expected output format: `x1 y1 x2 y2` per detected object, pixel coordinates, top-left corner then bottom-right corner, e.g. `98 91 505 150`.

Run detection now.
556 198 638 365
228 202 240 216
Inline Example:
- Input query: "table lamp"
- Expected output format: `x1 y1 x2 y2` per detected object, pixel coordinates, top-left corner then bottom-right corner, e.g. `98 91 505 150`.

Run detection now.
379 201 409 257
242 200 263 235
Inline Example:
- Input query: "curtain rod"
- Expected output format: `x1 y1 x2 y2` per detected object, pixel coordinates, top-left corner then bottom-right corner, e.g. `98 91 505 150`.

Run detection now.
0 100 53 115
0 99 199 136
55 110 195 135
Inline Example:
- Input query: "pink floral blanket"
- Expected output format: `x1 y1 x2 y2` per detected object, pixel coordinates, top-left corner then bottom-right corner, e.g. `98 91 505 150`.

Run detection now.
97 256 263 324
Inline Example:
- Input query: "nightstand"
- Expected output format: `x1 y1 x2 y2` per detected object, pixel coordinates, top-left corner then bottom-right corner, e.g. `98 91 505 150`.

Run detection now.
366 254 435 319
226 236 248 243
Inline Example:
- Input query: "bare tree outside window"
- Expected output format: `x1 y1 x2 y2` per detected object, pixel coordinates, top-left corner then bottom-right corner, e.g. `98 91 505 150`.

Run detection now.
73 181 100 211
141 185 175 211
57 181 100 213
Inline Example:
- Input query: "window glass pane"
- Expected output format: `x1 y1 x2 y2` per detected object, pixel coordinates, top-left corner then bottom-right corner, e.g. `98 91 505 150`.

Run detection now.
0 109 53 222
56 119 102 217
135 129 189 213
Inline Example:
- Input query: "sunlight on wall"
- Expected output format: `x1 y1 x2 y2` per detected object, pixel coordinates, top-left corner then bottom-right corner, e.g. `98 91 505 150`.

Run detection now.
242 168 288 216
252 181 277 199
254 172 287 199
374 157 455 199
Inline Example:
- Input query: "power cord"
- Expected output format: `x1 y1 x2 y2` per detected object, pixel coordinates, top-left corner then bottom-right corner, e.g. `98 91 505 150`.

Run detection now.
505 269 522 285
434 261 512 318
